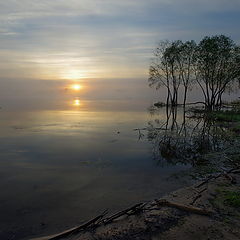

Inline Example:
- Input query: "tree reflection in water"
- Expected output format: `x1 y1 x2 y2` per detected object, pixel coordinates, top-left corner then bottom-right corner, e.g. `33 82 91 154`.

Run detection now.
145 106 233 166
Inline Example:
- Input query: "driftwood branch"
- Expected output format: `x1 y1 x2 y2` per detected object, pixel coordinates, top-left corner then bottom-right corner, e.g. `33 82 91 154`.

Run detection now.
156 199 213 216
223 173 236 184
31 210 108 240
190 187 207 205
190 194 202 206
195 173 221 188
102 203 146 225
195 167 240 188
223 156 240 168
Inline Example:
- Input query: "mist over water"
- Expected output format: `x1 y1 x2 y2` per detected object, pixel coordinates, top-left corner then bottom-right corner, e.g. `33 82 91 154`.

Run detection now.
0 78 158 111
1 78 238 111
0 79 239 239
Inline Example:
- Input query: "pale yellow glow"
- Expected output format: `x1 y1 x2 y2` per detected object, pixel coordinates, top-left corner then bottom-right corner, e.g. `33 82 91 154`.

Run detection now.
73 99 81 106
71 84 82 90
63 69 86 80
0 52 148 80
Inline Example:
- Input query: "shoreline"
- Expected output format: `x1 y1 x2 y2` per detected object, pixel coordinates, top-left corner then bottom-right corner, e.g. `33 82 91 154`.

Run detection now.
31 168 240 240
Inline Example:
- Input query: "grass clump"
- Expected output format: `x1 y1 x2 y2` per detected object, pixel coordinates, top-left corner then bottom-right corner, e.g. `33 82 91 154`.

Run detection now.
210 111 240 122
224 191 240 208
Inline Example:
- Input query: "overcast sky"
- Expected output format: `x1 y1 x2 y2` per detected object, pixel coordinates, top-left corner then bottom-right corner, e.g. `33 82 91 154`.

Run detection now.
0 0 240 81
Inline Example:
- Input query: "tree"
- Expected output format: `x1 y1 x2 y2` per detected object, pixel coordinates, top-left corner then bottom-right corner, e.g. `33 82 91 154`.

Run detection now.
178 41 197 107
149 40 172 106
149 40 196 107
149 35 240 111
149 40 183 106
194 35 240 111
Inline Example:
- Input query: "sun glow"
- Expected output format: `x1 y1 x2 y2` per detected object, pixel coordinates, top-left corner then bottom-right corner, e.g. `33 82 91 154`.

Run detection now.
71 84 82 91
63 69 86 80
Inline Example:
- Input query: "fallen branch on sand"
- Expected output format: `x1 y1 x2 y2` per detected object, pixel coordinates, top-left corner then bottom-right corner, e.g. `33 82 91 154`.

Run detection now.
155 199 213 216
223 156 240 168
31 203 147 240
32 210 108 240
102 203 146 224
220 168 237 184
195 167 239 188
190 187 208 205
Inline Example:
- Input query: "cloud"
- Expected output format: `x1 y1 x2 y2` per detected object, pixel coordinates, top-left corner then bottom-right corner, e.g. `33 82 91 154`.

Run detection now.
0 0 239 80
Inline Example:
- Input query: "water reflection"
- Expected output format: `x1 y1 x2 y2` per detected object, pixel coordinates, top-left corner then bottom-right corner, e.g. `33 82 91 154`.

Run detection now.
73 98 81 106
145 106 233 166
0 100 191 240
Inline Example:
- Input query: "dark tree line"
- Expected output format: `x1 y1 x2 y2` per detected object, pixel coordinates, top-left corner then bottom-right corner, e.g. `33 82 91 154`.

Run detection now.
149 35 240 111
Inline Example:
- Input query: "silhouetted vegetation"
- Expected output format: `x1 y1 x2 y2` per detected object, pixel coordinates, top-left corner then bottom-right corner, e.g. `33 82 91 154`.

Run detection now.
149 35 240 111
146 107 235 167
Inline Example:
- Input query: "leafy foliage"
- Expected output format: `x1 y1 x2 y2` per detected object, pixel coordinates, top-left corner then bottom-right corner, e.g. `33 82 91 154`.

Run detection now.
149 35 240 111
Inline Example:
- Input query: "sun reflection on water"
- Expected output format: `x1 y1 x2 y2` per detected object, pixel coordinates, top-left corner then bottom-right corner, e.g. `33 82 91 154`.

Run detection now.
73 99 81 106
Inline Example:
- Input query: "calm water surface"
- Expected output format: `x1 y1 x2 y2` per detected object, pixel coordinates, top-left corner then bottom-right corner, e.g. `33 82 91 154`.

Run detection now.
0 83 192 239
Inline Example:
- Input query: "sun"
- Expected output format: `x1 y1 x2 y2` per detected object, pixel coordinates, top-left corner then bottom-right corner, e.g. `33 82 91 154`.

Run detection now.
71 84 82 91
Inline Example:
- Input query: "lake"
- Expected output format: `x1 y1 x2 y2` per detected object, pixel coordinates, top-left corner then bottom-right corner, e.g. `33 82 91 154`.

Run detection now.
0 79 236 239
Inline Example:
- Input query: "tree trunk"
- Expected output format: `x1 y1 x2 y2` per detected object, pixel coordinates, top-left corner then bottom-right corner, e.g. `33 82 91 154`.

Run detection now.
183 86 188 108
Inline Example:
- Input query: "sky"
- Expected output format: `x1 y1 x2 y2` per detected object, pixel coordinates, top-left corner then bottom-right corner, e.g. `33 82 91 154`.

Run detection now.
0 0 240 81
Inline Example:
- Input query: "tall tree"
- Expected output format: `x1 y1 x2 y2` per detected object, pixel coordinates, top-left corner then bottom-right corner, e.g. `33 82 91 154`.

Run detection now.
149 40 183 106
178 41 197 107
148 40 171 106
195 35 240 110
